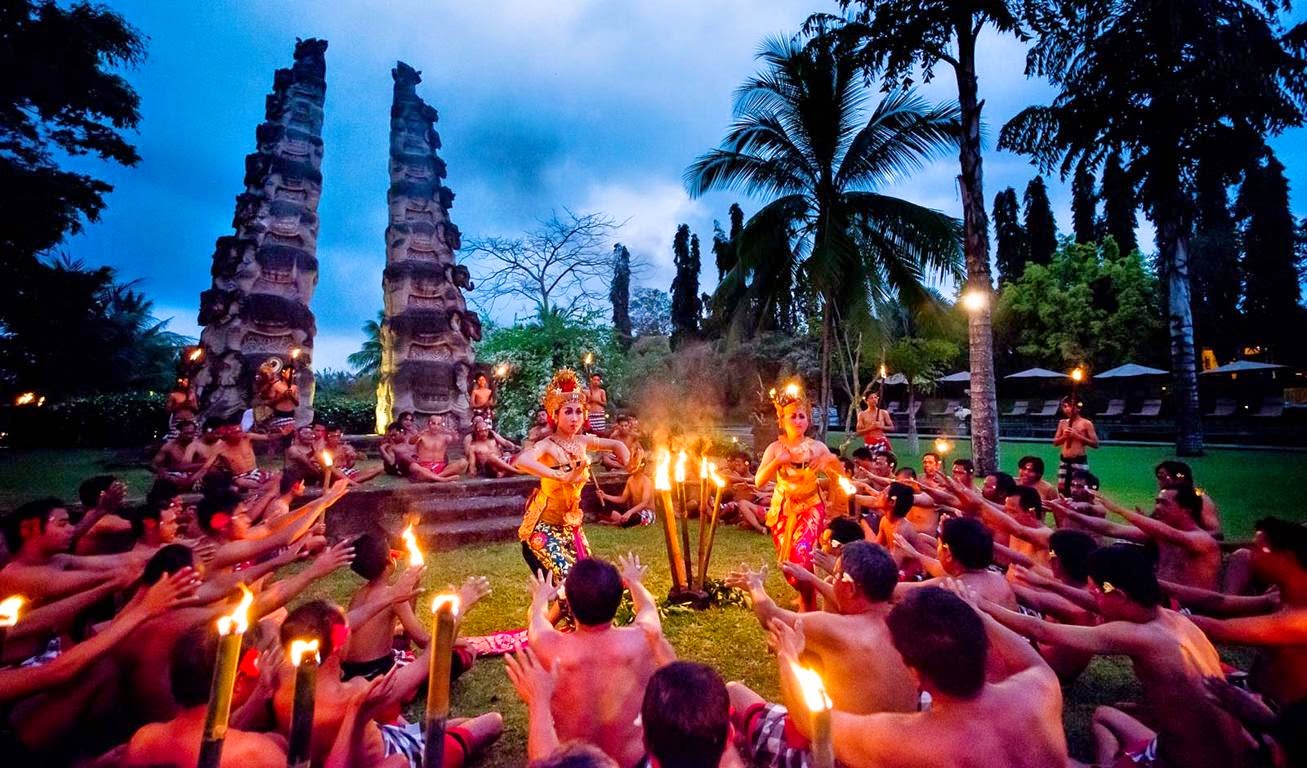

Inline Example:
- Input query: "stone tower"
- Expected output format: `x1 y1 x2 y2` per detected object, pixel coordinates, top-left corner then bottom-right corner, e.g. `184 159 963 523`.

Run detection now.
376 62 481 432
194 38 327 424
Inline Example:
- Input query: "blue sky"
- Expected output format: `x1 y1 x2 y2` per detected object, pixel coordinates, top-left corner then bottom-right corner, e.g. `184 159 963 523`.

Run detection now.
66 1 1307 370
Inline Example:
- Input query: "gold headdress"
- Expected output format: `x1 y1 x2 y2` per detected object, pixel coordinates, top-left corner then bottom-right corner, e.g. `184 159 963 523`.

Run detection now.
542 368 589 417
769 380 808 418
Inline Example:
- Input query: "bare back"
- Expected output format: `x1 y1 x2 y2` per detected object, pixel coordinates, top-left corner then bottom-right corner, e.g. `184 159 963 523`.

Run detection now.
805 611 917 714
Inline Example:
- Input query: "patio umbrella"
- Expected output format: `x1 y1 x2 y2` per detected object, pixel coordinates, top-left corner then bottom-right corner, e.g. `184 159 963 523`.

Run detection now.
936 370 970 383
1096 363 1169 379
881 373 909 385
1004 367 1070 379
1201 360 1288 375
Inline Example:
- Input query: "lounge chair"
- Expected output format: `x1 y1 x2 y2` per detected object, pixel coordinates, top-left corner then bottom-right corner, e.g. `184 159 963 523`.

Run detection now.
1131 399 1162 417
1099 399 1126 417
1004 400 1030 417
1031 400 1059 417
1206 398 1236 417
1254 396 1284 418
885 401 903 414
931 400 961 417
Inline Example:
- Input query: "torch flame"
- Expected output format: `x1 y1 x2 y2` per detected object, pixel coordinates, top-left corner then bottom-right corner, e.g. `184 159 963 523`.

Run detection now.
321 450 334 468
216 584 254 636
583 352 594 366
14 392 36 406
708 462 727 489
792 663 833 712
402 523 424 567
837 476 857 496
290 348 302 360
495 363 508 378
290 638 320 667
0 595 24 627
699 455 709 480
674 451 688 483
654 447 672 492
879 364 888 379
784 382 801 398
1071 367 1085 383
431 593 461 617
187 347 204 362
934 438 952 455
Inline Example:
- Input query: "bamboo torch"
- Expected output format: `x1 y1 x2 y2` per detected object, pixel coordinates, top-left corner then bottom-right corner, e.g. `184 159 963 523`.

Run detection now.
321 450 334 488
693 455 710 590
696 463 728 589
674 450 692 586
287 639 321 768
793 664 834 768
198 584 254 768
838 476 858 519
0 596 24 660
654 448 687 591
424 593 461 768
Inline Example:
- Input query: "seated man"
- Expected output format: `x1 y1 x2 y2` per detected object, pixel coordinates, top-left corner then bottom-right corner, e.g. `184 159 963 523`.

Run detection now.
1188 517 1307 707
128 483 183 557
1016 455 1058 502
378 422 416 476
1068 484 1221 591
595 455 655 527
527 555 674 768
1156 460 1222 535
894 517 1019 611
1006 529 1101 682
71 474 133 555
974 543 1252 768
599 414 632 470
465 417 520 478
120 623 288 768
208 417 276 490
409 415 468 483
284 425 325 482
726 542 918 767
772 586 1069 768
523 408 553 451
323 425 383 485
151 419 207 492
0 498 135 604
270 600 502 768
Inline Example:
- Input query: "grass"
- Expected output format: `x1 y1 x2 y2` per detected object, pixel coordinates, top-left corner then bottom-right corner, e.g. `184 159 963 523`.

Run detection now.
3 441 1305 764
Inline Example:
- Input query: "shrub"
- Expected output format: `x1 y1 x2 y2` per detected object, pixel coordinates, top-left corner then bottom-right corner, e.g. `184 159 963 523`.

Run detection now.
312 391 376 434
3 391 167 448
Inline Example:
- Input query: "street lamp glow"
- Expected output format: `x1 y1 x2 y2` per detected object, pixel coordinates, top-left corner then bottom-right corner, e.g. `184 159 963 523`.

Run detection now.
960 289 988 313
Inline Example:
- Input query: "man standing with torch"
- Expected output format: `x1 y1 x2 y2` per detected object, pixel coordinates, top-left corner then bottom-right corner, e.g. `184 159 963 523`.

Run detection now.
1053 393 1099 497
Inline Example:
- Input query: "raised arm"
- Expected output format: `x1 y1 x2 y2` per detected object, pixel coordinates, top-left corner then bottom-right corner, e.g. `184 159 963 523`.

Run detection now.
1159 579 1279 618
211 480 348 569
526 570 564 652
1116 506 1208 550
976 504 1053 550
1189 609 1307 647
725 565 802 630
253 540 355 620
505 646 562 762
0 574 133 663
1065 509 1149 543
584 434 630 466
754 443 789 487
974 593 1142 656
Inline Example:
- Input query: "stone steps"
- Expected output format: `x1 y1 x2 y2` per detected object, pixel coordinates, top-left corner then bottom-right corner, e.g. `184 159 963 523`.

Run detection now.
417 515 521 550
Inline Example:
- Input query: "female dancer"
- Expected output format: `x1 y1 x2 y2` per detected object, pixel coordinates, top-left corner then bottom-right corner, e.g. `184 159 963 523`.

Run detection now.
755 382 842 611
514 369 630 584
855 388 894 454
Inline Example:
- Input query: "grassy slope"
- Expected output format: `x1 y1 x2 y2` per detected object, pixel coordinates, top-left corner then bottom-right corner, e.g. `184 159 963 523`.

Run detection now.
3 442 1304 764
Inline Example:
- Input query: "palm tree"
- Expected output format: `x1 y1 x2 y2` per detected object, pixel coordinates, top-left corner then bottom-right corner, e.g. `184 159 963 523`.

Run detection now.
685 33 964 437
1001 0 1307 455
348 311 384 381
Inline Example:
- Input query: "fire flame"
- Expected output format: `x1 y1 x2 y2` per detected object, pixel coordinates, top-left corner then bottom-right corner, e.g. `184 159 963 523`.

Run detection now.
879 364 888 379
654 448 672 492
583 352 594 366
0 595 24 627
1071 367 1085 383
494 363 509 378
402 523 424 567
14 392 36 406
674 451 688 484
290 638 320 667
321 450 334 468
290 348 302 360
187 347 204 362
708 462 727 489
699 455 709 480
431 593 461 617
784 382 801 398
216 584 255 636
837 476 857 496
934 438 952 455
792 663 833 712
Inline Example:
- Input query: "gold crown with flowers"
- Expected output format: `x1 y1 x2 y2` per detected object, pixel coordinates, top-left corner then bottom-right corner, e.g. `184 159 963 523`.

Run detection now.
769 380 809 418
542 368 590 416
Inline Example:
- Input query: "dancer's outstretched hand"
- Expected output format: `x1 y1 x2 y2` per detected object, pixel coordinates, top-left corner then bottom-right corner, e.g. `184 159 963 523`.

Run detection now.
457 575 492 613
617 552 646 586
530 570 560 605
725 564 766 593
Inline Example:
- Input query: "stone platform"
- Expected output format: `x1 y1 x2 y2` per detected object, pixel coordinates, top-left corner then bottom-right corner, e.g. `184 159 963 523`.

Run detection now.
322 472 628 550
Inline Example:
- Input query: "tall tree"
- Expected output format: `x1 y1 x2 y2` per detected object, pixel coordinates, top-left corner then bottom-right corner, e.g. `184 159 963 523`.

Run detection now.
347 311 385 382
1023 175 1058 266
1098 151 1138 254
1002 0 1306 456
1189 159 1243 362
610 243 633 348
0 1 145 270
1071 164 1098 243
992 187 1028 283
670 224 701 347
819 0 1023 472
631 287 673 337
1238 150 1303 363
685 34 963 438
714 203 745 280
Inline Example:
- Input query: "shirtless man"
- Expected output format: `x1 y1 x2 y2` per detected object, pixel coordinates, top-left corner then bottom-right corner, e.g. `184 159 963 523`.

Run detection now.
396 411 418 436
980 543 1252 768
1156 460 1222 535
464 417 520 478
527 554 673 768
285 425 324 482
1188 516 1307 707
379 423 416 477
1052 396 1098 496
895 517 1020 610
1016 455 1058 503
325 425 383 485
209 418 276 490
0 498 133 605
1068 485 1221 591
470 373 495 424
975 485 1053 567
523 408 552 450
128 485 182 556
409 415 467 482
152 420 207 492
262 468 307 528
726 542 917 767
270 600 502 768
586 373 609 435
71 474 133 555
184 417 223 468
595 456 655 527
1006 529 1102 683
121 624 287 768
342 532 433 680
856 390 894 454
774 585 1069 768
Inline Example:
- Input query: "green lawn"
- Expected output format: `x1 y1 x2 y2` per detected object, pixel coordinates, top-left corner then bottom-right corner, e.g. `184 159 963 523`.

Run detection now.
2 441 1304 765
